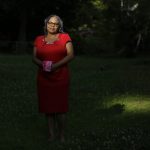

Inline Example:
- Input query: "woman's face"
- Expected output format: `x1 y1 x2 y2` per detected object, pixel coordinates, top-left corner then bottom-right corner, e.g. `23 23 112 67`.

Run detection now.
47 16 60 34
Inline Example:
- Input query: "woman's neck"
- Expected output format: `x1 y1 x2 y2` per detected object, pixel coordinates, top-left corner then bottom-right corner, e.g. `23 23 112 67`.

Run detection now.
44 33 59 43
47 32 59 37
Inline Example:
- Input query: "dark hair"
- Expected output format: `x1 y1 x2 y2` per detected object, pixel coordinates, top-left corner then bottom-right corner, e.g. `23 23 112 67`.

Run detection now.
44 14 64 35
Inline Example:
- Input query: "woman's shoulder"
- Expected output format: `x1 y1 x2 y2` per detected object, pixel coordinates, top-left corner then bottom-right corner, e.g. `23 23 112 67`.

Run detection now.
34 35 44 46
59 32 71 39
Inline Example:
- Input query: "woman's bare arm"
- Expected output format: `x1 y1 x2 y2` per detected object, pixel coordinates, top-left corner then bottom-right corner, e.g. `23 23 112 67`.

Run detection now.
32 47 42 67
51 42 75 71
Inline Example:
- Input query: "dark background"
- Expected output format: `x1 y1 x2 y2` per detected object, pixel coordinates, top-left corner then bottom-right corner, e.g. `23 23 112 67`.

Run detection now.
0 0 150 57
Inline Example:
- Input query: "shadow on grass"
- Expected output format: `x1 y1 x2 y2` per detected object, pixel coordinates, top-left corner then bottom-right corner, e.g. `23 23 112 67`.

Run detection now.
95 103 125 116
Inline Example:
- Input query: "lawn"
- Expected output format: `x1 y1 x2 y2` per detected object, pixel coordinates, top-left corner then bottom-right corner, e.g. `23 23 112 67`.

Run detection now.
0 54 150 150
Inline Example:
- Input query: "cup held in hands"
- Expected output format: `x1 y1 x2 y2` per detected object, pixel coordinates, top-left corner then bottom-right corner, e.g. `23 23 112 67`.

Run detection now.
42 60 53 72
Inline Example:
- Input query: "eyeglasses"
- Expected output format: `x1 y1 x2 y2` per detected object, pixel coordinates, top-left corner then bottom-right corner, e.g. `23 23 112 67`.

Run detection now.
47 21 59 27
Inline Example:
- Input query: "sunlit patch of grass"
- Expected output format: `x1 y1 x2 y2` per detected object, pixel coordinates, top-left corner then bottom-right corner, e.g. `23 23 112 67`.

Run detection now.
105 95 150 114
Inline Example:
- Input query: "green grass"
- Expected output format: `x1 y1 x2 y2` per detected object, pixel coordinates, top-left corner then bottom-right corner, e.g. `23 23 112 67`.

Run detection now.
0 54 150 150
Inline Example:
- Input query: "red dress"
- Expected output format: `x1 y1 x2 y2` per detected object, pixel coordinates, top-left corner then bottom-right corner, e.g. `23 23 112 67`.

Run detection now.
34 33 72 113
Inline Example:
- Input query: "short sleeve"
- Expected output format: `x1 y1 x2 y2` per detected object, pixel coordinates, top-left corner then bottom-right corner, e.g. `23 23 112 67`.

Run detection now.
62 33 72 44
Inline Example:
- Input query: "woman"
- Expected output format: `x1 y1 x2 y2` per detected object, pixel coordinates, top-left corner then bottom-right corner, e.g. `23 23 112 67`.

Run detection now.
33 14 74 142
